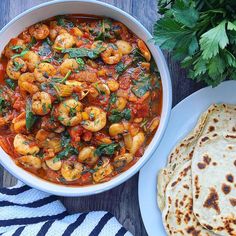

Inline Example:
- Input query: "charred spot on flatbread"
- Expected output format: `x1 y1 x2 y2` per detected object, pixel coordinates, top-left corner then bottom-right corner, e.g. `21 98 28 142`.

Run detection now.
203 188 220 214
226 174 234 183
222 184 231 195
230 198 236 207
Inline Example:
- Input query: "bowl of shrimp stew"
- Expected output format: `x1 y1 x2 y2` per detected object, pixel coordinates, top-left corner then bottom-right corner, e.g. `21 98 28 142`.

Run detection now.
0 0 172 196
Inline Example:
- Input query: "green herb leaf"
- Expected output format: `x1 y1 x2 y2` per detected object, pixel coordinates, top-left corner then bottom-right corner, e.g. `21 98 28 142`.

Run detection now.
76 58 85 70
94 143 120 157
108 108 131 123
109 93 117 104
11 49 29 59
115 62 125 74
53 145 78 163
200 21 229 60
38 41 52 57
62 43 105 59
5 78 17 90
131 75 151 98
26 99 37 131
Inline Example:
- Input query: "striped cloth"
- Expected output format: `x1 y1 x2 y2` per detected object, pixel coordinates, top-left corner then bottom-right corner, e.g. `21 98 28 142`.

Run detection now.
0 182 132 236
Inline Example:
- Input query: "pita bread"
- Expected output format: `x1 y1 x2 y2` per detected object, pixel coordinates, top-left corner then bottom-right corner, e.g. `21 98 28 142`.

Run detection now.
162 160 216 236
192 132 236 235
157 104 236 211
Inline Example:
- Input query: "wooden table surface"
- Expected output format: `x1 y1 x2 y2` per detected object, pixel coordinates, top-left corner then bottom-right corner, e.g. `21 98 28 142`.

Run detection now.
0 0 205 235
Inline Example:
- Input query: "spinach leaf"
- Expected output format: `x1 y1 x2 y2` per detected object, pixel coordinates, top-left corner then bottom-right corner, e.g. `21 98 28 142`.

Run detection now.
53 145 78 163
108 108 131 123
109 93 117 104
11 49 29 59
115 62 126 74
38 41 52 57
56 15 66 27
95 18 113 41
27 37 37 49
12 61 24 72
61 131 71 147
0 97 10 114
94 143 120 157
76 58 85 70
62 43 105 59
122 108 131 120
26 99 38 131
5 78 17 90
131 75 151 98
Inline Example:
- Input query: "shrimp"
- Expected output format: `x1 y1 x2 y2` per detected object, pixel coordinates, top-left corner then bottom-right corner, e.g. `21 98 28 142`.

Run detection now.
137 39 151 62
4 38 26 58
101 44 122 65
32 92 52 115
28 23 50 40
113 153 133 168
93 83 110 96
18 73 39 94
13 134 40 155
130 132 145 155
147 117 160 133
58 98 83 126
11 112 26 133
81 106 106 132
18 155 42 169
45 158 62 171
116 40 132 55
53 32 75 50
59 58 78 76
22 51 40 72
34 63 56 82
93 158 113 183
49 21 67 41
78 146 98 166
6 58 27 80
61 160 83 181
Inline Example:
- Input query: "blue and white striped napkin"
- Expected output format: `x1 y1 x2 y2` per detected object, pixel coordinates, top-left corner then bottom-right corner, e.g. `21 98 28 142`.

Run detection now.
0 182 132 236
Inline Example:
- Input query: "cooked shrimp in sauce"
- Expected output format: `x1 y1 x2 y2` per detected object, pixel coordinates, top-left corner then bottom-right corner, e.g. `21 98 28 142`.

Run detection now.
0 15 162 186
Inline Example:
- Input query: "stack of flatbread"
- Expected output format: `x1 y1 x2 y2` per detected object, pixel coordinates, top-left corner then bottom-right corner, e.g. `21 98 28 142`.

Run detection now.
157 104 236 236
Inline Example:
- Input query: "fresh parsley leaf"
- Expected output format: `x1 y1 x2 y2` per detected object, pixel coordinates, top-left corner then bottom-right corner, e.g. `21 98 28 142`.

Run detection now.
26 99 38 130
154 0 236 86
200 21 229 60
94 143 120 157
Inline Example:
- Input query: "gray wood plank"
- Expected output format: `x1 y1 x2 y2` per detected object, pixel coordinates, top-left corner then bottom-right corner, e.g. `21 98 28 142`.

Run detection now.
0 0 206 235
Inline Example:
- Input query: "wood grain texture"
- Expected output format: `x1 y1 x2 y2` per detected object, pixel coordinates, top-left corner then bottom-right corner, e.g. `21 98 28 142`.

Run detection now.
0 0 205 235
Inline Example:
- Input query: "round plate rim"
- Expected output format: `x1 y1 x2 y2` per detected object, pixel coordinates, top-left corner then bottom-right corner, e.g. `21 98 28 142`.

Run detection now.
138 80 236 235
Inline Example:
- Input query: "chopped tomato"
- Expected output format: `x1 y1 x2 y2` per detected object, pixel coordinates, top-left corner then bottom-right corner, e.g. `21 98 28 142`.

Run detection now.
68 125 83 142
81 172 92 184
119 76 131 89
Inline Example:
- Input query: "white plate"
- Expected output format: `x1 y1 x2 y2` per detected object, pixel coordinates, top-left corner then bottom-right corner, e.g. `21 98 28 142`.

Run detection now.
138 80 236 236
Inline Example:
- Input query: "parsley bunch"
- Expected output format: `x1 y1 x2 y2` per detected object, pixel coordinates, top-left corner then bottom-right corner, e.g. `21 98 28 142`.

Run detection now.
154 0 236 86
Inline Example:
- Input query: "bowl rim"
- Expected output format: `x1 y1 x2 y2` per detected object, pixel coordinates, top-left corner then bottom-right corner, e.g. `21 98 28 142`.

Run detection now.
0 0 172 196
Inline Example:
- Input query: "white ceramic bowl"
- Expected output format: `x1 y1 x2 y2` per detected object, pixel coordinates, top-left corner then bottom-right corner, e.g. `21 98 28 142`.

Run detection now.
0 0 172 196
